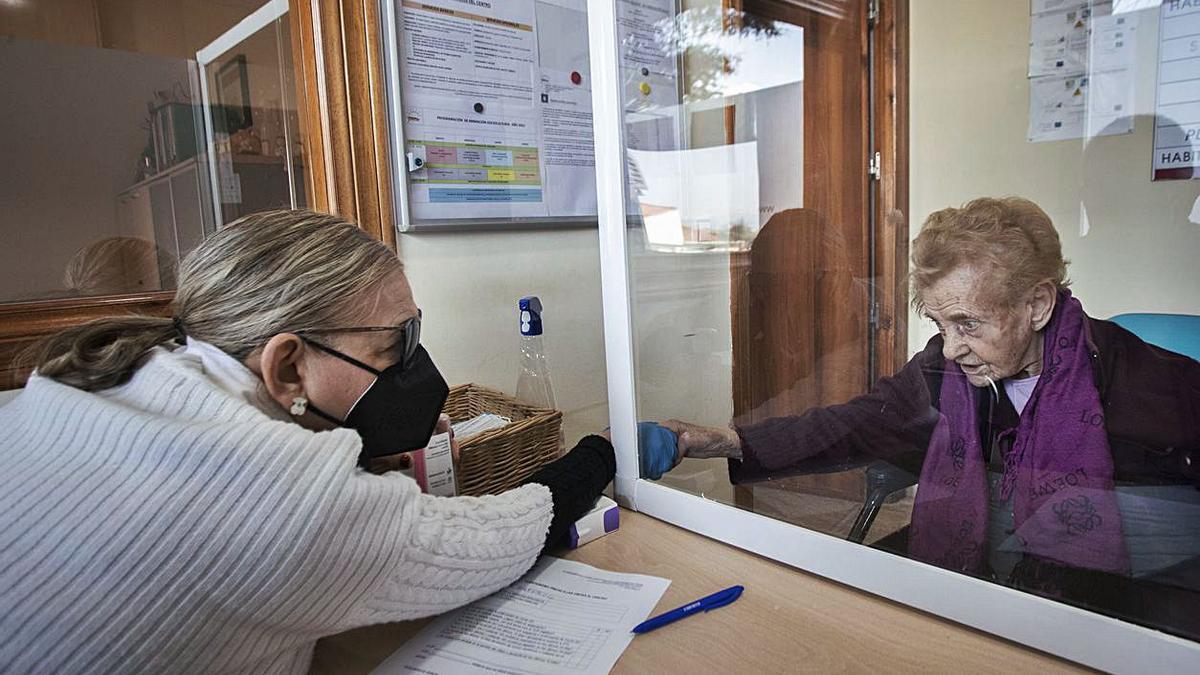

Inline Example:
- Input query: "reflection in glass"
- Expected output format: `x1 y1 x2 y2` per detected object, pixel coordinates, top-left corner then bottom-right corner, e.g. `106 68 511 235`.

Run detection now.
62 237 173 298
623 4 803 252
199 9 306 228
0 0 304 304
622 0 1200 644
665 197 1200 640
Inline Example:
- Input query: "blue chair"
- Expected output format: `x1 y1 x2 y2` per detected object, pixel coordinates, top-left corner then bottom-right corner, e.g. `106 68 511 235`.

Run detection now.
1108 313 1200 362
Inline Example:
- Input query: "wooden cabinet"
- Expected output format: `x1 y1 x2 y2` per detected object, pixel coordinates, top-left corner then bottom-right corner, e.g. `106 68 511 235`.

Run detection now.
115 185 155 246
116 158 213 291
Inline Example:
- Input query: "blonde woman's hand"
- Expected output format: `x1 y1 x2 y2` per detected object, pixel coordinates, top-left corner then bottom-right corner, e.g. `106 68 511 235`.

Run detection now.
367 453 411 474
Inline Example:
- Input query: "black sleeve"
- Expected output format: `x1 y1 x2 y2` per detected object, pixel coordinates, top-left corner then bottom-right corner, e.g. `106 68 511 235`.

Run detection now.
521 434 616 553
729 341 942 484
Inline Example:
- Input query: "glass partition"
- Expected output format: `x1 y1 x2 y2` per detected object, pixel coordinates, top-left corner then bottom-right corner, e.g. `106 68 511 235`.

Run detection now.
0 0 305 303
198 1 306 229
593 0 1200 662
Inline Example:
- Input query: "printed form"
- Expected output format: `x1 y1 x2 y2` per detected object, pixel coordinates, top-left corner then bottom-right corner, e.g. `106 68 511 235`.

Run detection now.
372 558 670 675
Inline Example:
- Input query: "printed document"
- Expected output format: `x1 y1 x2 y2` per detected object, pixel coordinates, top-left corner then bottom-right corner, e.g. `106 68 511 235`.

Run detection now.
372 557 670 675
1153 1 1200 179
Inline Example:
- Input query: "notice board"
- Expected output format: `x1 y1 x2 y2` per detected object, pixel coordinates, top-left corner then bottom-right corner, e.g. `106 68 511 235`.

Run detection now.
382 0 679 230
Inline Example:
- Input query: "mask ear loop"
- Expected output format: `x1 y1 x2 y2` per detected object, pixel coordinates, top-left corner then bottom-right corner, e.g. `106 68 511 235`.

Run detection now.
294 336 381 427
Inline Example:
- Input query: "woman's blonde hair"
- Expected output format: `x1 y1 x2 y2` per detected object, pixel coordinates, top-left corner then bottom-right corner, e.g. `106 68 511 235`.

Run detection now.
63 236 171 296
34 210 403 391
911 196 1070 312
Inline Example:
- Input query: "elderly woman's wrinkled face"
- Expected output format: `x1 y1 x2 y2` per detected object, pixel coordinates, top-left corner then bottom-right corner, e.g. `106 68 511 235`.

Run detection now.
922 266 1043 387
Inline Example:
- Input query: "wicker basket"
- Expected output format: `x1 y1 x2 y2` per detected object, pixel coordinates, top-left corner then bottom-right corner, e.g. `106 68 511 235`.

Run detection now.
445 383 563 497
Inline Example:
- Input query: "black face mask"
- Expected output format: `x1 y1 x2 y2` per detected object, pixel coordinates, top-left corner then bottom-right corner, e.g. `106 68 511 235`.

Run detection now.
302 341 449 466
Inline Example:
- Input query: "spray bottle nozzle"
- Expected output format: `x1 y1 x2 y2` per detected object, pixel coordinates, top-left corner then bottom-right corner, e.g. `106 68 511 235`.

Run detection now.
519 296 543 336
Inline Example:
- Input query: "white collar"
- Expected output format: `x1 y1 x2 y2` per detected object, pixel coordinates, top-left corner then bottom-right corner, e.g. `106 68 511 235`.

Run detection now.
179 337 291 421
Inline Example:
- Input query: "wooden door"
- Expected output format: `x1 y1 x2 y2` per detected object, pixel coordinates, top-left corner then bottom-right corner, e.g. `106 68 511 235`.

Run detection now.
730 0 908 509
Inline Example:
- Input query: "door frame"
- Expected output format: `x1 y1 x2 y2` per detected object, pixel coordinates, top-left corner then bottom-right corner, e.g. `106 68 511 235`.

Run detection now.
727 0 908 508
871 0 909 379
289 0 397 248
729 0 909 420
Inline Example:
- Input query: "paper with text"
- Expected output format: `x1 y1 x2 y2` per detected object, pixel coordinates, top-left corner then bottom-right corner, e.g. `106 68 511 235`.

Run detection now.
372 557 670 675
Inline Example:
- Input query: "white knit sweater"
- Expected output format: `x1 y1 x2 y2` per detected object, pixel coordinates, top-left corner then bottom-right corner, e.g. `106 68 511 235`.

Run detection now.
0 343 553 674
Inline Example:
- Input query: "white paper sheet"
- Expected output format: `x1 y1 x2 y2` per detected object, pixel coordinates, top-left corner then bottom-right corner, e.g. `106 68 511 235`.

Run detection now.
372 557 671 675
539 66 598 217
1029 4 1106 77
451 413 511 441
617 0 679 132
400 1 538 106
630 142 760 249
1088 11 1138 73
399 0 548 220
1028 69 1133 143
396 0 676 222
1152 1 1200 180
1028 2 1136 79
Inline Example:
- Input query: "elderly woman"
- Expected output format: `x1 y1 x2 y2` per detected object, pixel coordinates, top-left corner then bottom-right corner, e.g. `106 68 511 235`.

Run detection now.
0 210 614 674
662 197 1200 629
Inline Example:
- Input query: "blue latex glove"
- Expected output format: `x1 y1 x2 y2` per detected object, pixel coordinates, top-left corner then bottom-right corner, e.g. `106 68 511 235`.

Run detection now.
638 422 678 480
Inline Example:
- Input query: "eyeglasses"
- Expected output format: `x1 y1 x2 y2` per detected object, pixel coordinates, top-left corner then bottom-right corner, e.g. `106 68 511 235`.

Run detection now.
299 309 422 371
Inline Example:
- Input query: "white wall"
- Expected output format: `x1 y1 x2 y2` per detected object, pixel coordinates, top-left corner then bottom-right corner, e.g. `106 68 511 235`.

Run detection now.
909 1 1200 353
398 229 610 445
399 228 736 448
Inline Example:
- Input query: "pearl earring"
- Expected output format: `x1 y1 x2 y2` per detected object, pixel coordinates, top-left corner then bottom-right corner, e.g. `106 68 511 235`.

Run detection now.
290 396 308 416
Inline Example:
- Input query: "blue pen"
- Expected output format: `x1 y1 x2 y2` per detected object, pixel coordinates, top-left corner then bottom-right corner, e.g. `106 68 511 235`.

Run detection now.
631 585 744 634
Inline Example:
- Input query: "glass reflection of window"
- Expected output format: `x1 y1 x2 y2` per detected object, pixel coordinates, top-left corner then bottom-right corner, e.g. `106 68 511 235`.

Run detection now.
197 0 305 229
0 0 304 305
623 7 803 252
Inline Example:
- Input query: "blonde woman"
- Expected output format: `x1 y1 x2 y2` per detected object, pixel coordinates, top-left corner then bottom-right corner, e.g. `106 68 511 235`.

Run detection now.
0 210 614 674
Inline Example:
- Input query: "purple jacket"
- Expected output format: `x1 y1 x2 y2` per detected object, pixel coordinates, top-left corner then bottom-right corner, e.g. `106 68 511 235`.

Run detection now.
728 315 1200 638
730 317 1200 489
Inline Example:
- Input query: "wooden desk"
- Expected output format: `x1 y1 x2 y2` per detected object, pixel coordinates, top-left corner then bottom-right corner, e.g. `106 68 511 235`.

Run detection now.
311 510 1086 674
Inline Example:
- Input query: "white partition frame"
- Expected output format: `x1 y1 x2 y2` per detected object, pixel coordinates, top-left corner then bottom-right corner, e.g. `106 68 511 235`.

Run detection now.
585 1 1200 672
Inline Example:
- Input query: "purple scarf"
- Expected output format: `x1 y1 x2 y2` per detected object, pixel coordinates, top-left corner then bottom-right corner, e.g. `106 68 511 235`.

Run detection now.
909 291 1130 578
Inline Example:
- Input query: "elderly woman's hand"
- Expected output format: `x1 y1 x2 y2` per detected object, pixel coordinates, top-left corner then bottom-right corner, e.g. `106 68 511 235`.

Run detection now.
660 419 743 460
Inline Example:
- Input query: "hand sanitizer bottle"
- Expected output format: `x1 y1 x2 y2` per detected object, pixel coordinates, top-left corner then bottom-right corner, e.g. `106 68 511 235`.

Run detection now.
516 296 558 410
